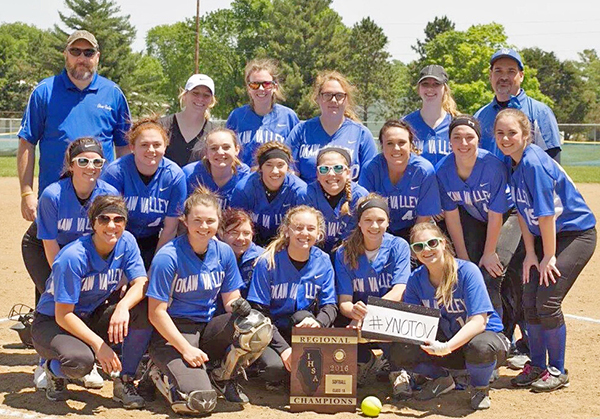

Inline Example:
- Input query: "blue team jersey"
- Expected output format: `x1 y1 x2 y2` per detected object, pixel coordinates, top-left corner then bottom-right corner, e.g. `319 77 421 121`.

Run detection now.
403 110 452 166
226 104 300 166
334 233 411 303
36 178 119 246
403 259 503 337
305 181 369 252
229 172 307 243
182 160 251 209
475 89 562 162
359 154 441 233
436 149 511 223
247 247 337 329
510 144 596 236
36 231 146 317
101 154 186 238
17 70 130 195
285 117 377 183
237 242 265 296
147 236 244 323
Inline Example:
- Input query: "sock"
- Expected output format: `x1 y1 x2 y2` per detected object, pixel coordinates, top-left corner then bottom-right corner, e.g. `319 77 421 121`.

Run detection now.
466 360 496 387
49 359 67 378
121 328 153 377
543 324 567 374
412 362 446 379
526 323 546 369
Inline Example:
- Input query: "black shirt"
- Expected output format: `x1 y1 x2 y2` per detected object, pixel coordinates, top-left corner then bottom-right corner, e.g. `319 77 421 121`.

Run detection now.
159 114 215 167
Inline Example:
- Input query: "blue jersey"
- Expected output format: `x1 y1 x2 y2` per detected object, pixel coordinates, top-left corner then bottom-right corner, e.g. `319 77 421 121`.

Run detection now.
238 242 265 297
37 178 119 246
17 70 130 194
359 154 441 233
510 144 596 236
147 236 244 323
305 181 369 252
403 259 503 338
182 160 251 209
229 172 307 243
36 231 146 317
248 247 337 329
226 104 300 166
285 117 378 183
475 89 562 162
334 233 411 303
101 154 186 238
403 110 452 166
436 149 510 223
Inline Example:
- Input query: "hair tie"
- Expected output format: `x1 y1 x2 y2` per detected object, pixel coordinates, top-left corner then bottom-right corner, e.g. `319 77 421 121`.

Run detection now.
258 148 290 167
357 197 389 220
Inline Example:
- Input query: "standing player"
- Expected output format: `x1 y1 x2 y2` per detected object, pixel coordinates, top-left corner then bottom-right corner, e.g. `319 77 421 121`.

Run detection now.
403 65 459 166
390 222 509 410
182 128 250 209
230 142 307 245
31 195 149 408
359 120 441 242
146 187 269 414
495 109 596 392
305 147 368 253
226 59 299 166
102 118 187 269
285 70 377 183
247 205 338 388
159 74 217 167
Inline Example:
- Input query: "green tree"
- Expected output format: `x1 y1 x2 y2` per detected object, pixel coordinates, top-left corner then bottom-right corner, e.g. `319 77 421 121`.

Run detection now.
412 16 455 60
578 49 600 124
120 53 169 117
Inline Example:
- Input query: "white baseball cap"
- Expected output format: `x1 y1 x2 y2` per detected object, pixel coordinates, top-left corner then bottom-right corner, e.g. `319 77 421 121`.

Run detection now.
184 74 215 94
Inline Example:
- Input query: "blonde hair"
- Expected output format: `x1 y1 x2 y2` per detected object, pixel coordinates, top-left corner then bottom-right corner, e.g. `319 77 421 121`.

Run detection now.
182 184 222 226
259 205 325 270
312 70 360 122
178 88 217 120
494 108 532 144
316 150 352 216
410 222 458 308
244 58 286 106
199 127 243 174
442 84 459 116
341 193 388 270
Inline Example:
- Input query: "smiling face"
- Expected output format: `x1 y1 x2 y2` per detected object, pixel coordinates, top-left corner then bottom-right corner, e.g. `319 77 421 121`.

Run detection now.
286 211 320 254
184 203 219 247
316 152 349 196
131 128 166 174
418 78 444 106
381 126 411 171
317 80 347 119
205 131 239 170
450 125 479 162
358 207 389 250
221 220 253 258
494 115 528 161
247 69 276 110
411 228 446 268
92 212 125 250
64 39 99 82
490 57 524 101
70 151 103 185
260 158 288 191
183 85 213 114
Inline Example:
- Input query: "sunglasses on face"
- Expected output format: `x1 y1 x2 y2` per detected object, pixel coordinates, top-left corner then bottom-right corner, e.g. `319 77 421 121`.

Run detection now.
72 157 105 169
247 81 277 90
410 238 442 253
67 47 98 58
96 214 126 225
320 92 347 102
317 164 347 175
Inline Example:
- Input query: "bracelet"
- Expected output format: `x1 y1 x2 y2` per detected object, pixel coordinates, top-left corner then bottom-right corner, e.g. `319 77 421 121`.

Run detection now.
21 191 34 198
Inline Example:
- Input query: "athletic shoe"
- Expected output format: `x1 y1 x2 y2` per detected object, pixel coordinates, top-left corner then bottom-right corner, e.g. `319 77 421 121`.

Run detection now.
81 364 104 389
136 369 156 401
185 389 218 413
414 374 455 401
470 386 491 410
390 369 413 400
510 361 545 387
265 381 284 391
211 374 249 404
34 364 47 390
113 375 146 409
531 367 570 393
506 353 531 370
489 368 500 384
43 361 67 401
357 353 385 387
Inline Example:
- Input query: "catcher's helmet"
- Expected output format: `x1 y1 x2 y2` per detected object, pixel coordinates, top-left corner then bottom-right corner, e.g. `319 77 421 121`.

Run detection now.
8 304 35 348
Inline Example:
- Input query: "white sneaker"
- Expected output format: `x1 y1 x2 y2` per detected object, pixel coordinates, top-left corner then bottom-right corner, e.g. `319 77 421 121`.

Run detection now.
34 364 47 390
81 364 104 389
390 369 412 400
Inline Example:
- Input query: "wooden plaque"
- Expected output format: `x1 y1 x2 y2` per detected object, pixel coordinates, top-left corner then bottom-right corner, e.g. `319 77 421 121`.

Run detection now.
289 327 358 413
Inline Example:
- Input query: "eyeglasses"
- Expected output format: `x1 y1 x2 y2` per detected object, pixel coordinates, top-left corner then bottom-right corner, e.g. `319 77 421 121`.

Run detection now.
72 157 105 169
320 92 347 102
67 47 98 58
410 238 442 253
96 214 126 225
247 81 277 90
317 164 347 175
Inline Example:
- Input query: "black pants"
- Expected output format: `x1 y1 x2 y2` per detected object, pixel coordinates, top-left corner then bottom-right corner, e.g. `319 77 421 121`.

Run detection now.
523 228 596 329
31 296 150 379
136 233 160 271
21 222 51 304
148 314 236 394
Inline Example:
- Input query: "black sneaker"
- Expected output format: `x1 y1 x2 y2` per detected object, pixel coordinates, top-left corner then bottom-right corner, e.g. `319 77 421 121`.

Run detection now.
44 361 67 401
470 386 491 410
113 375 146 409
211 375 249 404
136 369 156 402
510 361 544 387
414 374 455 401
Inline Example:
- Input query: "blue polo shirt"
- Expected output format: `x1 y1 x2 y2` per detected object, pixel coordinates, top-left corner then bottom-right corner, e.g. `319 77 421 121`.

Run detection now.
474 89 561 162
18 69 131 195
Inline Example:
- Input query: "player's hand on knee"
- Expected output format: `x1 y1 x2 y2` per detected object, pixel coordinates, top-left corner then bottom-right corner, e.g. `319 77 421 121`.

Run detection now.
183 346 209 368
108 305 130 344
280 347 292 372
96 342 122 374
540 255 560 286
522 253 540 284
479 252 504 278
420 340 451 356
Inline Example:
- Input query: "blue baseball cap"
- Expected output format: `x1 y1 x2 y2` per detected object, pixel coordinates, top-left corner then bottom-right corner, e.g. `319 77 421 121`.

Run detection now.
490 48 524 71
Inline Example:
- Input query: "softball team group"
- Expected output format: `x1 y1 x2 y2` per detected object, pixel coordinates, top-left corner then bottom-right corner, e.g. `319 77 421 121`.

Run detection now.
21 53 596 415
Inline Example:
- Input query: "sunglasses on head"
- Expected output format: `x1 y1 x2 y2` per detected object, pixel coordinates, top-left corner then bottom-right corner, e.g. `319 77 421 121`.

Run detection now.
96 214 126 225
247 81 277 90
317 164 347 175
67 47 97 58
72 157 105 169
410 238 442 253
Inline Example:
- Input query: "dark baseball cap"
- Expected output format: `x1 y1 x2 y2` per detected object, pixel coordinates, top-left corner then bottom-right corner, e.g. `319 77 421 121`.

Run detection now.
418 65 449 84
66 30 99 49
490 48 524 70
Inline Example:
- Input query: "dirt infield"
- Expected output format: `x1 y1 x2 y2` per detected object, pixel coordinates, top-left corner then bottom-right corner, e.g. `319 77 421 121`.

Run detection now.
0 177 598 419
